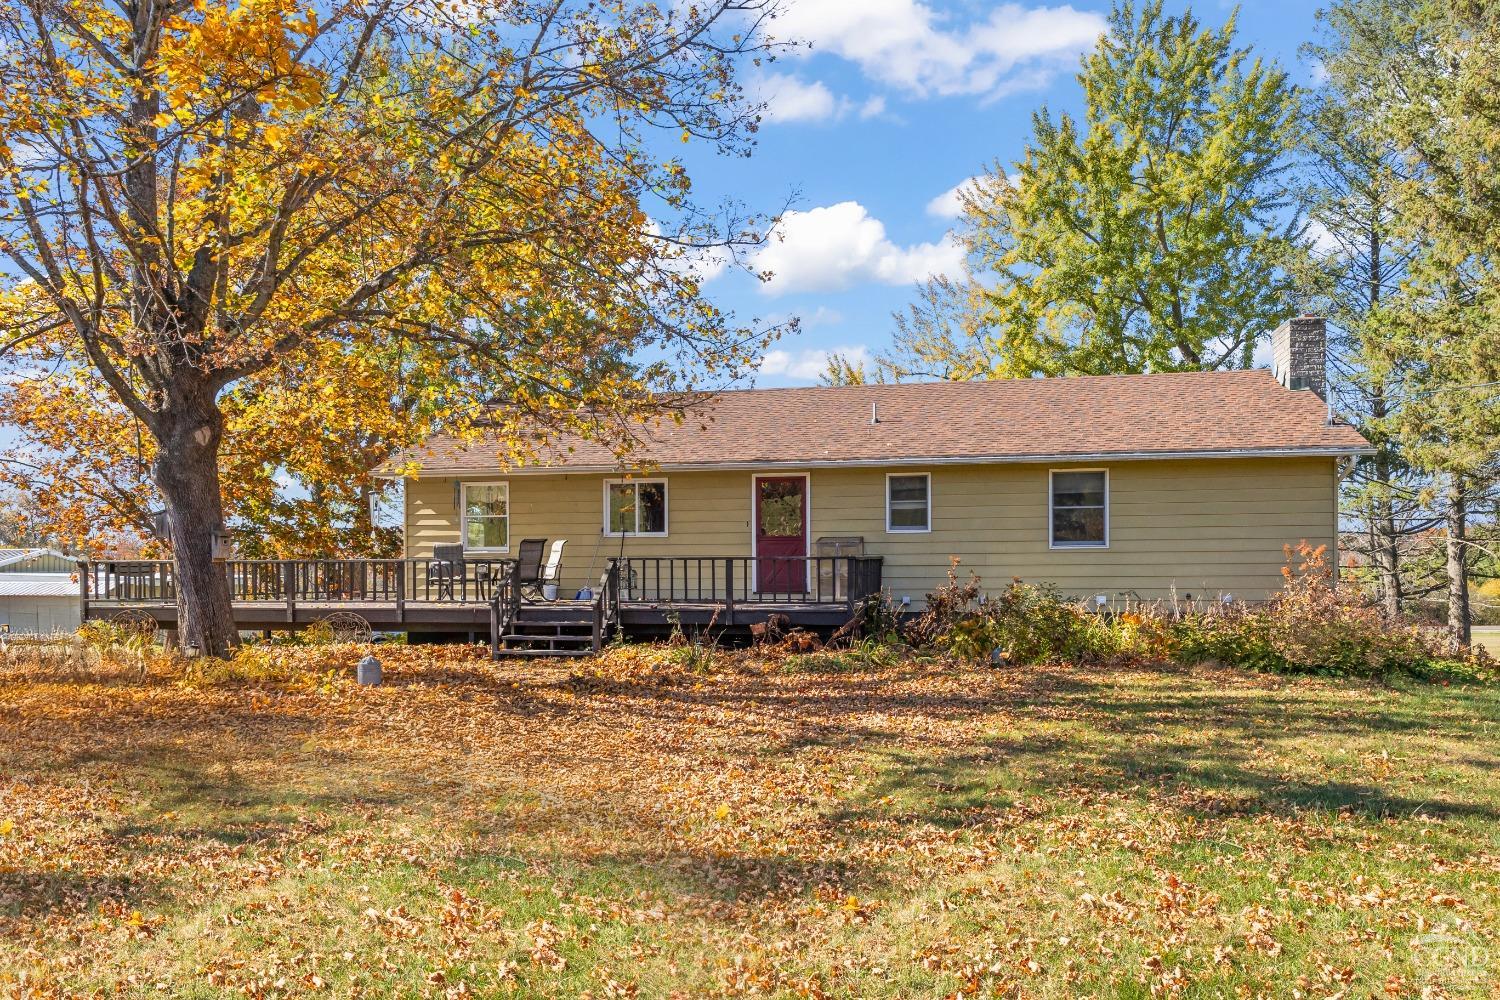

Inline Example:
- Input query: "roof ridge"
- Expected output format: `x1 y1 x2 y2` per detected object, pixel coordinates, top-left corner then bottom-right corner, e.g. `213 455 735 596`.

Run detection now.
705 368 1274 396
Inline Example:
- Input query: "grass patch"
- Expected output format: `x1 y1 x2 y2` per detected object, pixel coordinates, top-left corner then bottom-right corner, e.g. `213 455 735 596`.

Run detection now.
1 647 1497 996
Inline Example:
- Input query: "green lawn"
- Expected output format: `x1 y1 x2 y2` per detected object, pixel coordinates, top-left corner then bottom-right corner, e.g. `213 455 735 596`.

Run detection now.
2 645 1497 997
1475 627 1500 657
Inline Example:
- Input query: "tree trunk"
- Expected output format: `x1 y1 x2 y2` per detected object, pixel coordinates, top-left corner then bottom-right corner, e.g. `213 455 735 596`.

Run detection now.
1372 485 1402 619
1362 361 1401 618
152 392 240 658
1364 232 1404 620
1445 477 1471 650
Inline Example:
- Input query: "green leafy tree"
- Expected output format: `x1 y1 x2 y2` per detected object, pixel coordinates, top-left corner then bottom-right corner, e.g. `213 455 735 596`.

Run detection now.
923 1 1304 379
823 277 990 385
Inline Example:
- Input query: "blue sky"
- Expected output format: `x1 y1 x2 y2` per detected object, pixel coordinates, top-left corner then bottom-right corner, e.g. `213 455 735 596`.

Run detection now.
690 0 1329 385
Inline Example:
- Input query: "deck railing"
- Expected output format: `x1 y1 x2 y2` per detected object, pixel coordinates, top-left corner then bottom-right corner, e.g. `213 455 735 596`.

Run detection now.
592 558 622 651
489 561 522 658
86 554 885 620
87 557 515 609
615 555 883 611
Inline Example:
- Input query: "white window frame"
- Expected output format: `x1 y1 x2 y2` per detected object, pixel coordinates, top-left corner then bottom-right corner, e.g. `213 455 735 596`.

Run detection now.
603 478 670 537
885 472 932 534
460 481 510 553
1048 468 1109 549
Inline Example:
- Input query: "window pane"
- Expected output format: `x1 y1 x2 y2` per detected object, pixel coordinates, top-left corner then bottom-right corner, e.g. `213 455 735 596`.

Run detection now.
758 480 804 537
466 515 507 549
1052 506 1105 545
608 484 636 534
890 505 928 530
888 475 928 504
465 484 507 518
464 485 508 549
638 482 666 533
1052 472 1105 508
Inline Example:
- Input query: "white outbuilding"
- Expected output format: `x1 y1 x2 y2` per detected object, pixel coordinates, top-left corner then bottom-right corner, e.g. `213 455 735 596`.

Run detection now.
0 548 84 636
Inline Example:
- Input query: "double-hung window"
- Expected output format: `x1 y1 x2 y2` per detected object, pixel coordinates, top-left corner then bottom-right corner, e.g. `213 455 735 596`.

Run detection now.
1049 470 1108 548
461 482 509 551
605 479 668 536
886 473 931 532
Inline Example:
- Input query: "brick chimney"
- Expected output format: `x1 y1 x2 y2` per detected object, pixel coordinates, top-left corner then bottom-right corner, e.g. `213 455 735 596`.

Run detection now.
1271 315 1326 399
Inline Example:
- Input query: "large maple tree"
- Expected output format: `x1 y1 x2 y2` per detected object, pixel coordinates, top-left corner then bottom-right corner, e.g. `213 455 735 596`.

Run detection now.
0 0 780 654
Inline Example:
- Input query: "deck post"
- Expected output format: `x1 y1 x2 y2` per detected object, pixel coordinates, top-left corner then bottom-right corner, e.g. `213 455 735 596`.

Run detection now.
489 594 500 659
395 562 406 624
845 556 855 617
283 561 297 623
723 557 735 626
79 563 89 623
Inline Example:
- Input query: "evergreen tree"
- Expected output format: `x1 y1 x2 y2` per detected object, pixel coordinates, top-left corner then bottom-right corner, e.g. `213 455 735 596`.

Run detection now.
1318 0 1500 646
1295 32 1433 618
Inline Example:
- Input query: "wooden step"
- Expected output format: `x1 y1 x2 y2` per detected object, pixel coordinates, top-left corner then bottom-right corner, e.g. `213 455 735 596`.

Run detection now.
501 633 593 644
493 647 593 659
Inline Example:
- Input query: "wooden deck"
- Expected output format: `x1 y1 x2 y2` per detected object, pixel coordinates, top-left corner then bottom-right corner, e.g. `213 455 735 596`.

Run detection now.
83 555 884 656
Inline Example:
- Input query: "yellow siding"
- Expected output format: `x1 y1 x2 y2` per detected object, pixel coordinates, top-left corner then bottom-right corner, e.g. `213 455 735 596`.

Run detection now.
403 457 1339 604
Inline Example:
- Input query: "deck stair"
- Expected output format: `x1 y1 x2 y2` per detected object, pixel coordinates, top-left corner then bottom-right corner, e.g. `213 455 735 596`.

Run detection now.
495 603 596 658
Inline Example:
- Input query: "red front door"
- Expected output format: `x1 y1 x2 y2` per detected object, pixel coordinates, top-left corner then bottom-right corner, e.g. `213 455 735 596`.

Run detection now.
755 476 807 594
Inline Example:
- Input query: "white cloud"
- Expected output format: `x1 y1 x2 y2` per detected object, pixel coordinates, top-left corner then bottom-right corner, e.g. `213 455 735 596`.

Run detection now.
680 244 730 283
801 305 845 328
1303 218 1342 258
759 344 870 381
758 73 845 123
756 73 888 124
926 172 1025 218
645 219 730 283
754 201 965 295
926 176 980 219
777 1 1106 99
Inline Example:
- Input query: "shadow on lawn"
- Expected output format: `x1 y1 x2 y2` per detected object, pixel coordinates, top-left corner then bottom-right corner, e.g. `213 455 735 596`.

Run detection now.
444 841 880 907
805 665 1500 831
0 870 159 920
839 739 1500 832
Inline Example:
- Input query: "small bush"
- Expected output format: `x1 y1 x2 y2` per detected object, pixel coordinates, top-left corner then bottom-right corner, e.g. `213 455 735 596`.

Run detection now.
913 563 1119 666
849 591 907 647
298 619 337 646
1160 544 1495 681
909 547 1497 682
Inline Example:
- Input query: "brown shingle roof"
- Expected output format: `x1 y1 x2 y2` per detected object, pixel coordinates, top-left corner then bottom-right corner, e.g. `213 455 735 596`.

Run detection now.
398 370 1372 475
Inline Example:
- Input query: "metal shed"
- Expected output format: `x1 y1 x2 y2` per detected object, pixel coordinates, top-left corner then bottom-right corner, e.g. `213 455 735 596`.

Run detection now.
0 549 83 635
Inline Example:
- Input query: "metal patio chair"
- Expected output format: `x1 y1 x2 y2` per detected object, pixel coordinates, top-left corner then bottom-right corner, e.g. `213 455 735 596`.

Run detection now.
519 539 565 602
514 538 548 601
427 543 466 601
